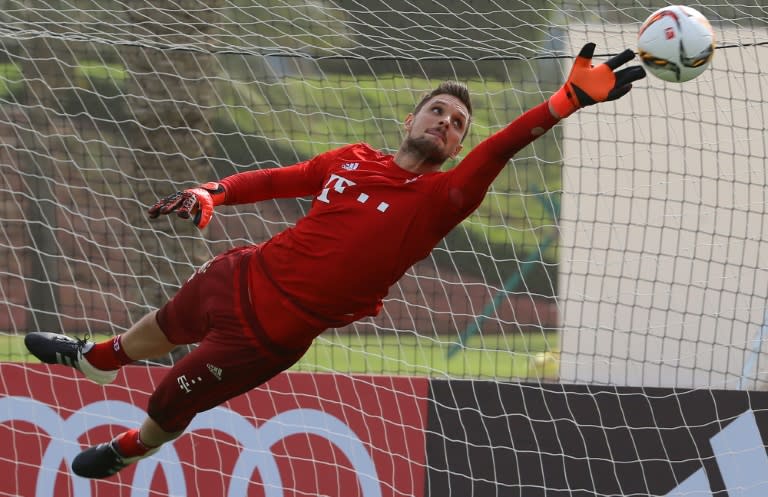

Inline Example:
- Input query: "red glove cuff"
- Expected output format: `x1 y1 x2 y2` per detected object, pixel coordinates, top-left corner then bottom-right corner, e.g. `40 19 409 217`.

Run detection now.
548 86 578 120
199 182 226 206
188 188 215 228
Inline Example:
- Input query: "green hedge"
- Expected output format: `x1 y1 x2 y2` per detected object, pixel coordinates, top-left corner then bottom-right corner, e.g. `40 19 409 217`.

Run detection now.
1 62 561 294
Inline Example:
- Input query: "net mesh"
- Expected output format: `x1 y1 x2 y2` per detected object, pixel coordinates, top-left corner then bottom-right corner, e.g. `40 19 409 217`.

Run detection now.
1 1 767 495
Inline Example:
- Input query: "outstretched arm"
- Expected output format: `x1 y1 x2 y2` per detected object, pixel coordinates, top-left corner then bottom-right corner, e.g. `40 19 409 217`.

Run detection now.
147 148 342 228
444 43 646 215
444 101 557 214
218 160 326 204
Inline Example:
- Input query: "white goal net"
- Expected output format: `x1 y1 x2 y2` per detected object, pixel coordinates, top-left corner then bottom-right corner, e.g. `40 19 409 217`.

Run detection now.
1 1 767 496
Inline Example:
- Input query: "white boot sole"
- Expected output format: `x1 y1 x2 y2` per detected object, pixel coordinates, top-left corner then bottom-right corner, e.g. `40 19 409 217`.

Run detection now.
77 352 119 385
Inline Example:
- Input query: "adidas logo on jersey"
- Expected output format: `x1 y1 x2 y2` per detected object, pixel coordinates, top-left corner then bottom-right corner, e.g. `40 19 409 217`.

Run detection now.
404 175 422 184
341 162 359 171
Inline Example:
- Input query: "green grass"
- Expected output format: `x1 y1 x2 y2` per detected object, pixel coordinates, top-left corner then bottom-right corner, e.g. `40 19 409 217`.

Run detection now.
1 331 559 381
294 331 559 380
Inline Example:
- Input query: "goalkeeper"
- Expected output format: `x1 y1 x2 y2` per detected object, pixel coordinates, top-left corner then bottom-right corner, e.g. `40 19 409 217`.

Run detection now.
25 43 645 479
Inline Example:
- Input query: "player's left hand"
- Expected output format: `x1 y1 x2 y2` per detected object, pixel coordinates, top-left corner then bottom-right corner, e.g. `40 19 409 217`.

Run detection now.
148 182 225 229
548 43 647 119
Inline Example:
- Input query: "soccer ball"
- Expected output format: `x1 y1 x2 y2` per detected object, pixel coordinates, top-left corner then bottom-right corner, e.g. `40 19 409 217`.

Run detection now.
637 5 715 82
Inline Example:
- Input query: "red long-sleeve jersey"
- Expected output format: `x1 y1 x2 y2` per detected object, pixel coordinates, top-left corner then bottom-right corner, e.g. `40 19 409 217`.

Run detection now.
219 102 558 342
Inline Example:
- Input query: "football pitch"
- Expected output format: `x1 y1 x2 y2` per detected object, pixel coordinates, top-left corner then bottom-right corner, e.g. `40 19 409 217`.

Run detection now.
0 331 559 380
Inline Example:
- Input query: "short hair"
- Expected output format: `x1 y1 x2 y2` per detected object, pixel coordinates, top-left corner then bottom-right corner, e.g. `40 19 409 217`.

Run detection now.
413 81 473 116
413 81 473 140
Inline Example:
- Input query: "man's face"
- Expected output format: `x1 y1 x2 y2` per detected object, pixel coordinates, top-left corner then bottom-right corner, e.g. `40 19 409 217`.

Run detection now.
403 94 469 163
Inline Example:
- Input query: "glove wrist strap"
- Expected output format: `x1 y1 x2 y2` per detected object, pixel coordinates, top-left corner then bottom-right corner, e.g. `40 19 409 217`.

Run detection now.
548 87 577 120
199 182 226 206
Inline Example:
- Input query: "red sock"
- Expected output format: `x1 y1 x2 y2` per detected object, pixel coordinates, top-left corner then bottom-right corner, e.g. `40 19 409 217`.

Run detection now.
83 336 134 371
113 428 157 458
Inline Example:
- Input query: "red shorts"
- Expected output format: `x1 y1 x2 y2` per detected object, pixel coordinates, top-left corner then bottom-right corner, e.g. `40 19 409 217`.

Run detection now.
150 245 311 432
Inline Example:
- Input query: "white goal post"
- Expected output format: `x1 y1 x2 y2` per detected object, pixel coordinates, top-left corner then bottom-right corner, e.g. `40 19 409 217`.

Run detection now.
559 23 768 390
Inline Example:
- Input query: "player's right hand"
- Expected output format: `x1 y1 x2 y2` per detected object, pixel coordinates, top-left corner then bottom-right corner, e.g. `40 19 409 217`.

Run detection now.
548 42 647 119
148 182 225 229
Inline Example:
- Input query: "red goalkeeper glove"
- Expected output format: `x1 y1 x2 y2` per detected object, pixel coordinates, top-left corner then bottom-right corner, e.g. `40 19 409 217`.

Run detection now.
548 43 646 119
148 182 226 229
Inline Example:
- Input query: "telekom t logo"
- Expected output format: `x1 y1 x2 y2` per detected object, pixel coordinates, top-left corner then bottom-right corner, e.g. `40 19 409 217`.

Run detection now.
317 173 356 203
316 173 390 212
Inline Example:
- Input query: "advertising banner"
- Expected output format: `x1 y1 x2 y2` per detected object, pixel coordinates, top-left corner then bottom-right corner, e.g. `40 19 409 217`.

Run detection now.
426 380 768 497
0 363 428 497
